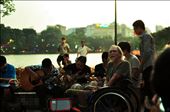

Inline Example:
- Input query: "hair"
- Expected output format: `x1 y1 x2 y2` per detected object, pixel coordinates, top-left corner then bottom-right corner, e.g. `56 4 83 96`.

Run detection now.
42 58 52 69
0 55 7 65
102 52 108 62
167 41 170 45
61 36 66 41
81 40 85 44
76 56 87 64
109 45 124 59
118 42 131 53
132 20 145 30
152 47 170 95
63 53 69 58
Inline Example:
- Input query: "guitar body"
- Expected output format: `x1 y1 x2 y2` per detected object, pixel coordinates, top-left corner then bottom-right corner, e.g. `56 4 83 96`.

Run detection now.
17 68 43 91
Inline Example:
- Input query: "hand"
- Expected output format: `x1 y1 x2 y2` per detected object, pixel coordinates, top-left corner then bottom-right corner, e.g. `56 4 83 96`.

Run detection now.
152 94 159 105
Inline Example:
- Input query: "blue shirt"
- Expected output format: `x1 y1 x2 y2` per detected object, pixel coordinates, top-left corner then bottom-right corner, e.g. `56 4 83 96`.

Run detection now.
0 64 16 87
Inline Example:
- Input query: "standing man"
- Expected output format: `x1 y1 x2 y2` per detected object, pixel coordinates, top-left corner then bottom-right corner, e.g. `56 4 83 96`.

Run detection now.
77 40 92 57
57 36 70 68
133 20 155 112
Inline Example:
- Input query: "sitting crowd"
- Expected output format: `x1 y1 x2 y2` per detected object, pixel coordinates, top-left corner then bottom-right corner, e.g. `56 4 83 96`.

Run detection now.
1 43 170 112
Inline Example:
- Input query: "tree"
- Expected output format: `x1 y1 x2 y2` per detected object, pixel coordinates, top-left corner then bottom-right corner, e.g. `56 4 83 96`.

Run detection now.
39 26 62 53
22 28 37 53
0 0 15 17
152 27 170 51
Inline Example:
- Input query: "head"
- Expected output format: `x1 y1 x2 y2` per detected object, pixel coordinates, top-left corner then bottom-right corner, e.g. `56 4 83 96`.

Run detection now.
75 56 86 70
152 48 170 94
102 52 109 64
118 42 131 56
42 58 53 74
61 36 66 44
63 53 69 60
0 55 7 69
132 20 145 35
108 45 124 62
81 40 85 46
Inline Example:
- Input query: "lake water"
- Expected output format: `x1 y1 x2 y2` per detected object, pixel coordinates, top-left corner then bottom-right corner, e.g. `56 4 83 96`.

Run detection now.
4 53 102 68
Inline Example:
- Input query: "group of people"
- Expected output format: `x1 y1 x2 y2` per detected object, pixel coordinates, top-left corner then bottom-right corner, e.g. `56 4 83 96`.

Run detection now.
1 20 170 112
57 36 92 68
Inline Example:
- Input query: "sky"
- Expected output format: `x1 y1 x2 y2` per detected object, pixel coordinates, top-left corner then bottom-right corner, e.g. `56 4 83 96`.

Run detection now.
1 1 170 33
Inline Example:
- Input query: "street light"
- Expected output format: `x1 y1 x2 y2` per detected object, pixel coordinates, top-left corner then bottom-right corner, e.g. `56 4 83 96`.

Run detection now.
114 0 117 45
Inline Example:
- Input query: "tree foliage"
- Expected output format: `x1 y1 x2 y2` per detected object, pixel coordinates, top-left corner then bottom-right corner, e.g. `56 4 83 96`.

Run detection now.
152 27 170 51
0 23 169 54
0 0 15 17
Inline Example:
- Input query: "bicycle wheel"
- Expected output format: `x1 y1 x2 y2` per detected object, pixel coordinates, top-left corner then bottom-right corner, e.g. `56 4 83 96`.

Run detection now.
89 85 140 112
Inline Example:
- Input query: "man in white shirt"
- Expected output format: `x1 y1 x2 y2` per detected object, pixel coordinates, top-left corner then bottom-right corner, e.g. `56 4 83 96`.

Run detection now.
77 40 92 57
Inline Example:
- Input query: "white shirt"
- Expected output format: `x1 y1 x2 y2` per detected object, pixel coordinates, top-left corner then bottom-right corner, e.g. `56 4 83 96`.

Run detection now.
77 45 91 57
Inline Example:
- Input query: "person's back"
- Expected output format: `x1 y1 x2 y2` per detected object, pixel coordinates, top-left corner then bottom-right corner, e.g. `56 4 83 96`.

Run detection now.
133 20 155 111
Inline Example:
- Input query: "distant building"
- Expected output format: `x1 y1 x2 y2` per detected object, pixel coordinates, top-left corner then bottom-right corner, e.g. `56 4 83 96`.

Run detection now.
156 25 164 32
66 27 86 35
85 24 114 38
66 28 76 35
85 23 133 38
55 24 67 35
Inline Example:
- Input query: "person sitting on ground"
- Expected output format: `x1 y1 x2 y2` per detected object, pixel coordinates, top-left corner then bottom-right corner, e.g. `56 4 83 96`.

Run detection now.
0 55 16 87
106 45 131 87
63 56 91 85
25 58 65 112
61 53 71 68
118 42 141 88
94 51 109 86
0 55 17 110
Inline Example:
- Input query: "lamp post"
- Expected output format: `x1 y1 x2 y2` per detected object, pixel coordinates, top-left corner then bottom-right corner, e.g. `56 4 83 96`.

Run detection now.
114 0 117 45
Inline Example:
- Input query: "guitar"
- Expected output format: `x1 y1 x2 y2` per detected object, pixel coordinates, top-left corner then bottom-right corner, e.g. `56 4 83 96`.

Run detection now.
17 68 62 91
17 68 43 91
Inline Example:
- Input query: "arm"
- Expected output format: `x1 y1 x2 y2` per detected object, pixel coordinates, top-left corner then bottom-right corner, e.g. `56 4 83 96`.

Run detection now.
140 34 154 68
77 47 80 57
77 52 80 57
86 46 92 55
107 61 130 86
132 68 140 79
57 44 61 52
25 67 43 82
107 73 122 86
66 43 70 53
